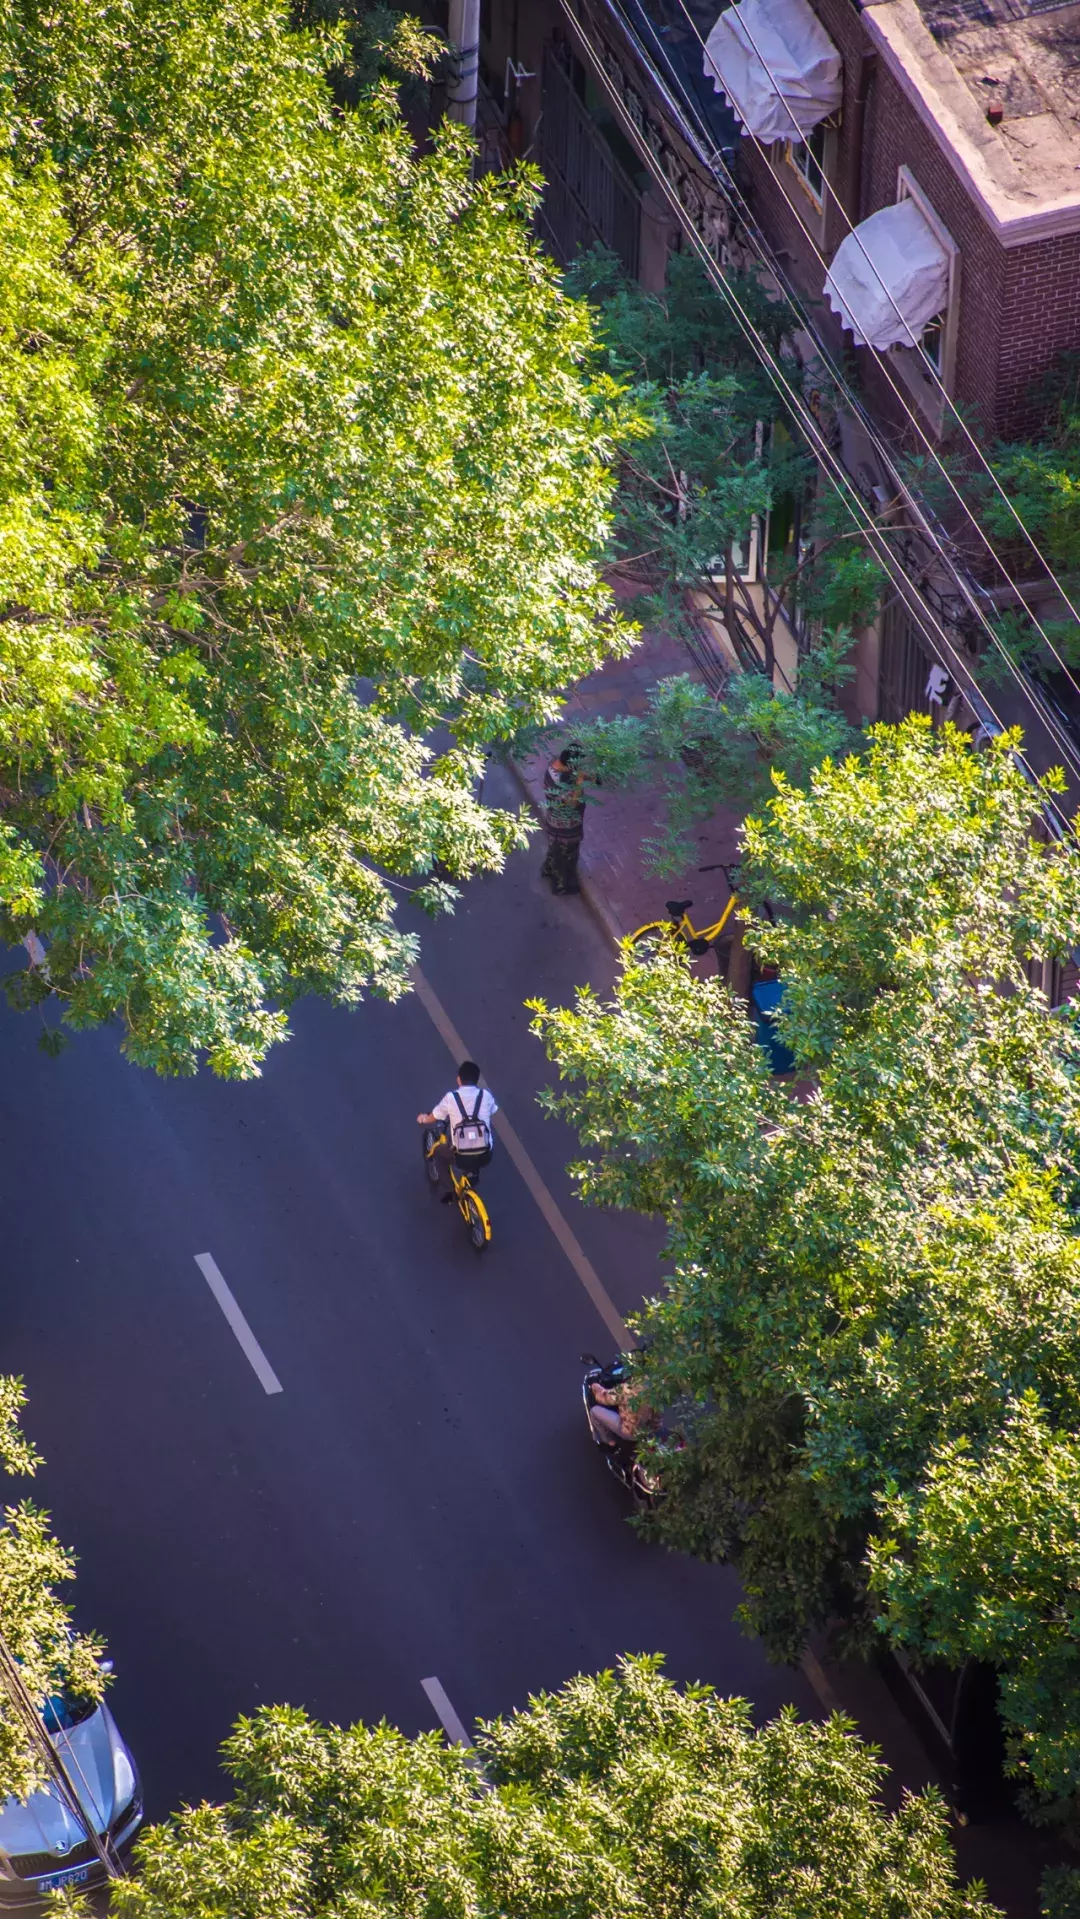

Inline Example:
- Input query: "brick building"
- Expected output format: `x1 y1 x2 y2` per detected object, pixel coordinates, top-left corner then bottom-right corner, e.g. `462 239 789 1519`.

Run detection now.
480 0 1080 443
717 0 1080 442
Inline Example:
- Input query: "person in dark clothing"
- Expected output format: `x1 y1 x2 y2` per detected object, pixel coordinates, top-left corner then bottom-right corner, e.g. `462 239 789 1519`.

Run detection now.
540 743 588 895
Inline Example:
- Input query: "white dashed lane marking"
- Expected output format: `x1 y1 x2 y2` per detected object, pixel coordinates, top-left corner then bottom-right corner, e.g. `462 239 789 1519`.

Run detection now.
421 1676 472 1747
194 1253 284 1396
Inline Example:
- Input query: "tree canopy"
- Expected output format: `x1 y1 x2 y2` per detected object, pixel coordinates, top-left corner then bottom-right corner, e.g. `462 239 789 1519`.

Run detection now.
0 0 627 1077
531 719 1080 1825
549 249 873 873
90 1658 994 1919
550 645 858 876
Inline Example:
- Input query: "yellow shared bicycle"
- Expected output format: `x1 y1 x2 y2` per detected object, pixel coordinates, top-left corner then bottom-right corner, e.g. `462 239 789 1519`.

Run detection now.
421 1125 492 1252
628 891 738 963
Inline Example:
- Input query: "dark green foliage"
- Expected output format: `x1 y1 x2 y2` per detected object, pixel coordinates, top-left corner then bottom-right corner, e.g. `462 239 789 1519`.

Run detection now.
289 0 437 104
560 657 859 875
550 248 881 873
974 355 1080 683
568 247 885 679
1043 1865 1080 1919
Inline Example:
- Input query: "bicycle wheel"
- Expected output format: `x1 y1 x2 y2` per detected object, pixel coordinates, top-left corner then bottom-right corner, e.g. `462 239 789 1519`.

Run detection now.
463 1190 490 1252
421 1128 442 1185
626 921 673 959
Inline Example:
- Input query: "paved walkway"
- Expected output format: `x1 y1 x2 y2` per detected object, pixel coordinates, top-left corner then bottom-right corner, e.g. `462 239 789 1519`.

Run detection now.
515 629 742 945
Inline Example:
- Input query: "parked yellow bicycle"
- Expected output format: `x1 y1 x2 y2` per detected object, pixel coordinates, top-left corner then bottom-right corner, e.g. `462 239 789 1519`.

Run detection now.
628 892 738 962
421 1126 492 1252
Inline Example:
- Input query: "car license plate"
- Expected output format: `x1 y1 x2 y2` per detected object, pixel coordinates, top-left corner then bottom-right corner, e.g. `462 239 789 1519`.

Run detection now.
37 1865 90 1892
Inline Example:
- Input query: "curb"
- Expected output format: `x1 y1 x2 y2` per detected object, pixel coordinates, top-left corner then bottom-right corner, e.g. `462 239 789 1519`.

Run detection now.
505 755 627 953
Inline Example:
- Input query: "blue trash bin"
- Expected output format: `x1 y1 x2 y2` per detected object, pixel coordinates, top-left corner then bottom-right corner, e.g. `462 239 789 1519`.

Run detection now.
751 979 795 1076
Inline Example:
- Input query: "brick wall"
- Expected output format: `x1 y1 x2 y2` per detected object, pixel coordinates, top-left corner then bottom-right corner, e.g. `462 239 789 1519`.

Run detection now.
998 231 1080 438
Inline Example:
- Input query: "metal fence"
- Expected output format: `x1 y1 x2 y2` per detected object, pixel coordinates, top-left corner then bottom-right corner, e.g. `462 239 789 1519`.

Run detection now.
878 597 934 724
538 47 640 277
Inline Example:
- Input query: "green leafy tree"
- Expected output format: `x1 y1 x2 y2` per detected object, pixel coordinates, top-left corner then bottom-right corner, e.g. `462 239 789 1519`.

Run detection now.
871 1393 1080 1824
567 248 885 681
966 354 1080 683
1043 1865 1080 1919
0 1380 109 1802
290 0 437 104
0 0 629 1077
531 718 1080 1822
546 248 874 876
70 1658 994 1918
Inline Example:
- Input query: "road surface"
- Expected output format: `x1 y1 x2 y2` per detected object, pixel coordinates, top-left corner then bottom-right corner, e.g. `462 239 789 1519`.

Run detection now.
0 762 815 1821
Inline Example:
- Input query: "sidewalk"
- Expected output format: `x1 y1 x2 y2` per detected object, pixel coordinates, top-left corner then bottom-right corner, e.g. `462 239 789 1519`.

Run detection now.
514 628 742 945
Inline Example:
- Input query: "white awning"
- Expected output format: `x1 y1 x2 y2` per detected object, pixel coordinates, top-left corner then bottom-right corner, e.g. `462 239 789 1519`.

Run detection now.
824 198 950 351
702 0 843 144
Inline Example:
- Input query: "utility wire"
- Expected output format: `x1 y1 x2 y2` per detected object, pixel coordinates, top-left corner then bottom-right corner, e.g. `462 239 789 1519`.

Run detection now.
674 0 1080 654
555 0 1080 831
570 0 1080 788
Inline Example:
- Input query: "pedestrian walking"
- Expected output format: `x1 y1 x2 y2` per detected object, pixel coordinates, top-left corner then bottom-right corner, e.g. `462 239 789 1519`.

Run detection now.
540 743 588 895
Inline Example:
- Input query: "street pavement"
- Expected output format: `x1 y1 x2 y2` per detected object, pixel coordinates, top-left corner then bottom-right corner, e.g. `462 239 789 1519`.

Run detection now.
0 760 817 1825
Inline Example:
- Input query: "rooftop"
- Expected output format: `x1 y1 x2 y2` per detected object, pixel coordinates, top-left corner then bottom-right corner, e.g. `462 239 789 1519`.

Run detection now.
864 0 1080 239
921 0 1080 24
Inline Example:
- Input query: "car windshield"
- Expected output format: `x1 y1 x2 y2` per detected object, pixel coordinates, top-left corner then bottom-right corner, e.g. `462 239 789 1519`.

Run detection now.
42 1695 97 1734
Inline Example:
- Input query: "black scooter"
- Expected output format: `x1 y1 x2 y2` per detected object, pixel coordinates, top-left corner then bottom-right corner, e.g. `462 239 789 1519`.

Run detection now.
581 1354 663 1512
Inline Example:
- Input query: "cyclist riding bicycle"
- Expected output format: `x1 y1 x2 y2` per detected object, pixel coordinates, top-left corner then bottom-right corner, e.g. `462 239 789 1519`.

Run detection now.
417 1061 498 1199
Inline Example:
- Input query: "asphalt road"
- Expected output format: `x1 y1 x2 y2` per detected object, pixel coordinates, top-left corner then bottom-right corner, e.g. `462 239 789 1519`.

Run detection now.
0 763 815 1825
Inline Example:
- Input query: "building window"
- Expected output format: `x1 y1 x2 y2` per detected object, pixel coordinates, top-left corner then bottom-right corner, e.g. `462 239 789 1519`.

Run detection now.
889 167 960 433
773 120 836 240
920 309 945 374
786 124 827 207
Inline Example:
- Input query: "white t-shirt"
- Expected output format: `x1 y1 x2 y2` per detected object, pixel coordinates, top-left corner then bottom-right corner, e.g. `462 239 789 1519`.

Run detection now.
432 1086 498 1128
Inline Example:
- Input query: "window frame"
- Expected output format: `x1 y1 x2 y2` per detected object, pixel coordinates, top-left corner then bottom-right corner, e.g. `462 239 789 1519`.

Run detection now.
770 117 837 242
785 122 829 210
889 166 961 432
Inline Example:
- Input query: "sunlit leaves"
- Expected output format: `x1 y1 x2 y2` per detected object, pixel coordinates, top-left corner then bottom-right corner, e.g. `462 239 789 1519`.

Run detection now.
563 667 858 877
871 1394 1080 1816
0 1382 109 1803
0 0 629 1074
98 1660 996 1919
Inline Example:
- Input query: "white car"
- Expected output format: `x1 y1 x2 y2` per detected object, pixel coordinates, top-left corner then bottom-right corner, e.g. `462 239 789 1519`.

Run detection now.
0 1691 142 1904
